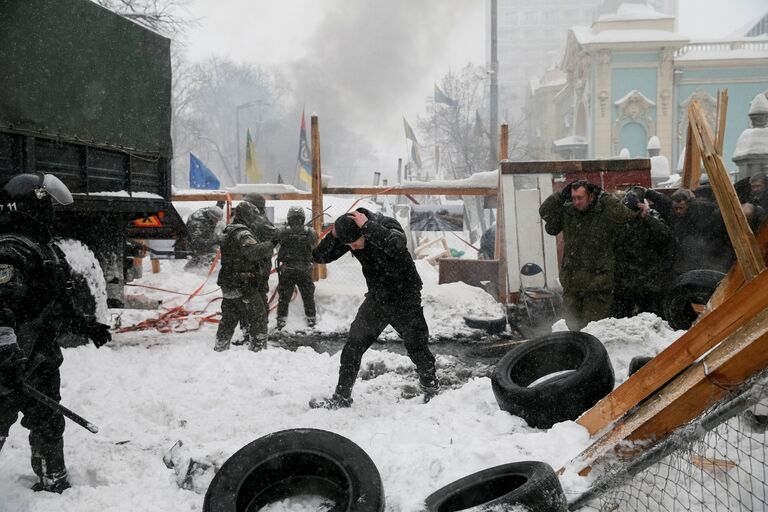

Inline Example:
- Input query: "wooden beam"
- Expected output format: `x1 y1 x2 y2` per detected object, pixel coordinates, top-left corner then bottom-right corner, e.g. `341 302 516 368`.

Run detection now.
500 158 651 175
704 221 768 315
681 122 702 190
495 124 508 303
688 101 765 281
566 305 768 475
576 269 768 436
715 89 729 156
322 186 496 196
172 192 312 201
311 114 326 280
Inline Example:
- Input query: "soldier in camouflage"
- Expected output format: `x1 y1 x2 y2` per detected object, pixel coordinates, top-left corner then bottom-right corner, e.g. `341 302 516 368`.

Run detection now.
183 201 224 271
275 207 317 330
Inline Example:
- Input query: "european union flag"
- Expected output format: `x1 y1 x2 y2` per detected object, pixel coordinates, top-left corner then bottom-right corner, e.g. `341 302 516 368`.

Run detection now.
189 153 221 189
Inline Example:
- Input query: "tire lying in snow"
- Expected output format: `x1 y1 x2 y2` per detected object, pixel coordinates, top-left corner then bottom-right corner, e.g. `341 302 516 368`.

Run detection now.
491 331 614 429
664 269 725 330
463 315 507 334
628 355 654 377
424 461 568 512
203 428 385 512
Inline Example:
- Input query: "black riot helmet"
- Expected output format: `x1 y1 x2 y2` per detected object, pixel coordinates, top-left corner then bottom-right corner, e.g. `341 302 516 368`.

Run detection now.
286 206 305 226
0 173 73 239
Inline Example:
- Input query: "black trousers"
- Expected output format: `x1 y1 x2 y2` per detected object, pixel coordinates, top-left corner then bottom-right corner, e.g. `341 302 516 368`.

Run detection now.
276 266 316 319
0 365 67 480
335 292 436 397
216 290 268 344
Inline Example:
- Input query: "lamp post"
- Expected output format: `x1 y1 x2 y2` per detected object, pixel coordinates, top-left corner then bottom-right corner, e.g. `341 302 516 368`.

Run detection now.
235 100 265 184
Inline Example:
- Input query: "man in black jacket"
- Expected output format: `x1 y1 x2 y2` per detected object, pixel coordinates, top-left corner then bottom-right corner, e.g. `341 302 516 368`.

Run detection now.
0 173 111 493
309 208 438 409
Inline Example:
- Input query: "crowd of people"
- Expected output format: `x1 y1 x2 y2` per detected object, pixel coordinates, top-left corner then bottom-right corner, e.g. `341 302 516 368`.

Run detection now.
539 174 767 330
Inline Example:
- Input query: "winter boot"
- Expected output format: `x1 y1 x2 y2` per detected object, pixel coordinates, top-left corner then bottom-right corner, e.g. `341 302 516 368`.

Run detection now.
231 334 250 346
308 393 353 410
419 373 440 404
249 334 268 352
306 316 316 328
213 337 230 352
31 437 70 493
276 317 287 331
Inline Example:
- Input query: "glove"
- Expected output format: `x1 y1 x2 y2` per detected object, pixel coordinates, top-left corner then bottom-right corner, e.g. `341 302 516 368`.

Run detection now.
84 321 112 348
560 182 574 201
0 327 25 393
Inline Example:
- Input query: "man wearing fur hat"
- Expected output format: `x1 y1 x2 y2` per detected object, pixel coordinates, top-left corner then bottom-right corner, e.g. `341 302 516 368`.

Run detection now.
308 208 438 409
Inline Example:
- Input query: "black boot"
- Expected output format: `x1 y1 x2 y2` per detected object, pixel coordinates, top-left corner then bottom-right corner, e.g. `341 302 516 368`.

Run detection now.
309 393 353 410
30 437 70 493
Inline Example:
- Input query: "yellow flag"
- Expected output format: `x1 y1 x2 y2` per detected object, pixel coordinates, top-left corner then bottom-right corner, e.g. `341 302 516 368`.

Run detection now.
245 128 263 183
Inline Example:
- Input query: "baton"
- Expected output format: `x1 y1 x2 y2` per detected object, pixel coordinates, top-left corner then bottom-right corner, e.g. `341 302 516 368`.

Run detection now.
22 383 99 434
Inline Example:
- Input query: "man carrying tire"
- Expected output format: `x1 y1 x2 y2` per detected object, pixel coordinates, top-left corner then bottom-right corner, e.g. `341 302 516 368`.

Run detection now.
539 180 640 330
309 209 438 409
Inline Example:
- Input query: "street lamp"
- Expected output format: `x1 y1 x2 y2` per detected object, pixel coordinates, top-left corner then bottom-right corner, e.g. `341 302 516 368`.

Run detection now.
235 100 266 184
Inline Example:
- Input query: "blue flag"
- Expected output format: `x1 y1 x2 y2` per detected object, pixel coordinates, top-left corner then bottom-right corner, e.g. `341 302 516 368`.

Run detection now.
434 84 456 106
189 153 220 189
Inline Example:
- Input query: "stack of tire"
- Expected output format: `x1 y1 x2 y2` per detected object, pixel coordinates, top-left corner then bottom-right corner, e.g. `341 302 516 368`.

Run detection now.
203 429 569 511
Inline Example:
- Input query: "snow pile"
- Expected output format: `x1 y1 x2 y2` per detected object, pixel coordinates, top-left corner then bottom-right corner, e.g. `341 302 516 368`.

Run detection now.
0 312 681 512
55 239 110 324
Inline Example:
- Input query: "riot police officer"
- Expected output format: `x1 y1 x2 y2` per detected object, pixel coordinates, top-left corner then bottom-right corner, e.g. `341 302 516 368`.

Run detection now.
275 207 317 330
214 200 275 351
0 172 111 493
184 201 224 271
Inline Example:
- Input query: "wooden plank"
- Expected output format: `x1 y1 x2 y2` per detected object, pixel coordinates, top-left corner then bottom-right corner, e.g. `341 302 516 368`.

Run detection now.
715 89 729 156
689 101 765 281
496 124 509 302
311 114 326 281
681 122 702 190
567 305 768 475
576 269 768 436
322 186 496 196
500 158 650 175
704 221 768 315
173 192 312 201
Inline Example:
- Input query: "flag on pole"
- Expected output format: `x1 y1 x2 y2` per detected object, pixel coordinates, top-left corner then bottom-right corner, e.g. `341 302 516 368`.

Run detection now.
411 143 423 169
189 153 220 189
434 84 456 106
245 128 263 183
277 173 284 184
295 111 312 190
403 117 419 145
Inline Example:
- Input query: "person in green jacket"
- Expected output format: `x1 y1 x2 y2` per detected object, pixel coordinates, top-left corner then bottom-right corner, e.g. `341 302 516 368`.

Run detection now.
539 180 641 330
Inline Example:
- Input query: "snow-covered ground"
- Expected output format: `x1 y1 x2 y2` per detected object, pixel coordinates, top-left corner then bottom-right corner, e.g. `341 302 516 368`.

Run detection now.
0 244 685 512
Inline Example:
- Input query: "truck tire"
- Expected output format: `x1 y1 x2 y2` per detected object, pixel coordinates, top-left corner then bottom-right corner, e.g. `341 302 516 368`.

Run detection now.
628 356 654 377
424 461 567 512
664 270 725 330
491 332 614 429
203 428 385 512
463 315 507 334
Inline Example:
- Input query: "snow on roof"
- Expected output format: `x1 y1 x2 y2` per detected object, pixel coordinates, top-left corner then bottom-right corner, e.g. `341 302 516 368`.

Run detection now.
572 25 688 45
647 135 661 150
675 47 768 62
728 10 768 38
597 3 673 22
554 135 588 147
74 190 165 199
615 89 655 106
733 127 768 159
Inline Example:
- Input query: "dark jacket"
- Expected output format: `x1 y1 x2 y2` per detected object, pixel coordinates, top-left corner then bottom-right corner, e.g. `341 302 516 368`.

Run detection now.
539 190 636 293
217 223 274 292
614 212 674 292
312 208 421 298
186 206 223 254
277 224 317 269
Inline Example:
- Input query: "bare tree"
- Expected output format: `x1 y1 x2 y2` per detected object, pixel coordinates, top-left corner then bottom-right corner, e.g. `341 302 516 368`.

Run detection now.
91 0 191 37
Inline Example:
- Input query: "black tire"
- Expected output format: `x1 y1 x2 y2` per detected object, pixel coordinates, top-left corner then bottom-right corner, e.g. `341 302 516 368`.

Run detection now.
424 461 567 512
464 315 507 334
628 356 654 377
203 428 385 512
491 332 614 429
664 270 725 330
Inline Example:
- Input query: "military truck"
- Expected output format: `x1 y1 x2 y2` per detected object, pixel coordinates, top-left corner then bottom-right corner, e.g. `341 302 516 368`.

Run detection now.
0 0 183 306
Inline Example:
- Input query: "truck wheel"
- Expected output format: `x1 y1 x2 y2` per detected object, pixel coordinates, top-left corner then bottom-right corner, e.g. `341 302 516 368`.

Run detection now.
491 332 614 429
203 429 385 512
628 356 654 377
424 461 567 512
664 270 725 330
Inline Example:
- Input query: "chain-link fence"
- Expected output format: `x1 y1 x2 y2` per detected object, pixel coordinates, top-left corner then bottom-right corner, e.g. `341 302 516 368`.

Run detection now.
570 369 768 511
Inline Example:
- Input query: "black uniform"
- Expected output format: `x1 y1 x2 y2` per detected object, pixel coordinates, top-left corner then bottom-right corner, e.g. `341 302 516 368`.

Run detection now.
214 202 274 352
276 208 317 328
311 208 437 406
0 173 111 493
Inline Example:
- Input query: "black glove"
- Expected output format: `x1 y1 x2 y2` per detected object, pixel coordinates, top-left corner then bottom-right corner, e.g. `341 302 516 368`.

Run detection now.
560 182 574 201
84 321 112 348
0 327 25 393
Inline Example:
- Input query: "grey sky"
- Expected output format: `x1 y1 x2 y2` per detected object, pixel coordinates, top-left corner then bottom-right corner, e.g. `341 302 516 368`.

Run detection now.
181 0 766 181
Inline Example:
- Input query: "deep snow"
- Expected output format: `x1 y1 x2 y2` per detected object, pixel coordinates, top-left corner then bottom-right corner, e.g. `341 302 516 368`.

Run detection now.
0 232 685 512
